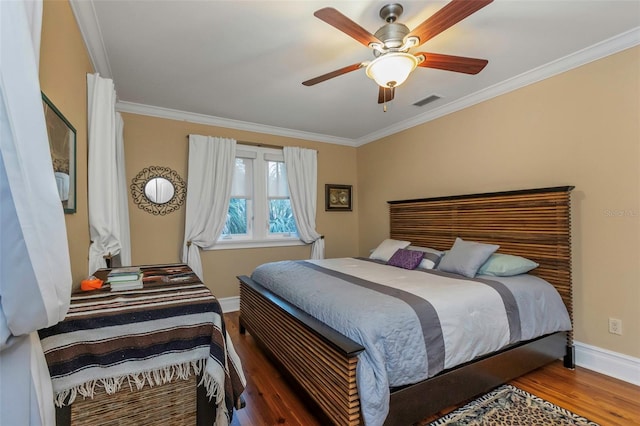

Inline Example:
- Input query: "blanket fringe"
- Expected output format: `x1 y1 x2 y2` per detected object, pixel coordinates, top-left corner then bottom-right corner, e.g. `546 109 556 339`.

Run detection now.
198 369 224 404
199 373 228 426
54 359 208 407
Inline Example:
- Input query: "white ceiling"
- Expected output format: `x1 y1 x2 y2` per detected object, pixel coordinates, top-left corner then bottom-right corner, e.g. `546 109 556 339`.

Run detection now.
70 0 640 146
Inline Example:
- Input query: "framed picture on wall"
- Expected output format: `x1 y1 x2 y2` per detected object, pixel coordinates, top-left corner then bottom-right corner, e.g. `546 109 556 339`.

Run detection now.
42 92 77 214
325 184 352 211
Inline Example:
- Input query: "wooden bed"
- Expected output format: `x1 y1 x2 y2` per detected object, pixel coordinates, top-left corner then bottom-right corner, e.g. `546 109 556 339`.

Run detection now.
238 186 574 425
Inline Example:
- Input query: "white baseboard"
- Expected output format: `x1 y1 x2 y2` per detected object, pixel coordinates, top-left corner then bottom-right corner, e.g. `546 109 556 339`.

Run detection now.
219 296 240 314
574 340 640 386
219 295 639 387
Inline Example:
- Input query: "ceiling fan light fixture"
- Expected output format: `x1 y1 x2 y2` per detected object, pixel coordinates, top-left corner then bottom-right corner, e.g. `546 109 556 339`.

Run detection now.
365 52 418 88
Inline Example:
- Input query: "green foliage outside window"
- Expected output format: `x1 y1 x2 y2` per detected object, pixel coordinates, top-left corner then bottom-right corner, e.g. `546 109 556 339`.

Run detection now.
223 198 247 235
223 198 297 235
269 199 297 234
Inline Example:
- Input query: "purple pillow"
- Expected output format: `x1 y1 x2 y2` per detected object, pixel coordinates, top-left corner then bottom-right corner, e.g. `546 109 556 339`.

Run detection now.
387 249 424 270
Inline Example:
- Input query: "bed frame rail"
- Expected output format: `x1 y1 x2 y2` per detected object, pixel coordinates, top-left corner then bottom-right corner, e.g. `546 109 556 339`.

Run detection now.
386 332 566 426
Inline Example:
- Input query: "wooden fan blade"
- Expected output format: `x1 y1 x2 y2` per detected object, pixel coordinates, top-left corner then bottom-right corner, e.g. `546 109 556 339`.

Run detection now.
408 0 493 47
302 63 364 86
378 86 395 104
314 7 380 47
416 53 488 74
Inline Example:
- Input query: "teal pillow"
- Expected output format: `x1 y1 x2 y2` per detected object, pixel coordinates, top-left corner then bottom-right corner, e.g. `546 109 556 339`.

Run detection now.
478 253 539 277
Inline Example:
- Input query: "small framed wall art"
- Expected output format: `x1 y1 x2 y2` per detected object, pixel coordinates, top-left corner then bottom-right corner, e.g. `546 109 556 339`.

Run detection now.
325 184 352 211
42 92 77 213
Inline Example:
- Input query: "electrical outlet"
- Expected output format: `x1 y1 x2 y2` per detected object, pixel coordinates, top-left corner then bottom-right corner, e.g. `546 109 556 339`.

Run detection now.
608 318 623 335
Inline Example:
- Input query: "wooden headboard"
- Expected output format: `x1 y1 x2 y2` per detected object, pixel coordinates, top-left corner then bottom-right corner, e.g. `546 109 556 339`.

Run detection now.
388 186 574 342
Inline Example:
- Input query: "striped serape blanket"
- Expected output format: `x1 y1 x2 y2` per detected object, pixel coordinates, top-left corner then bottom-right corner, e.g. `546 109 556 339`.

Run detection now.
39 264 246 426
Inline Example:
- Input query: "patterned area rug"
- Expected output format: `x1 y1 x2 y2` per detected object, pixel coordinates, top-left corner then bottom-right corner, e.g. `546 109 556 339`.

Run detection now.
429 384 599 425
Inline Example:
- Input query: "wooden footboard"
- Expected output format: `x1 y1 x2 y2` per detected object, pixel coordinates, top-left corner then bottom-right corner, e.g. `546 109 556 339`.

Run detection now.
239 275 365 425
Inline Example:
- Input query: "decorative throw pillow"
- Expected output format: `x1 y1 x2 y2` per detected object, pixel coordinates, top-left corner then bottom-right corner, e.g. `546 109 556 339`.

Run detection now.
418 252 442 270
477 253 539 276
387 249 424 270
437 237 499 278
407 246 444 269
370 239 411 262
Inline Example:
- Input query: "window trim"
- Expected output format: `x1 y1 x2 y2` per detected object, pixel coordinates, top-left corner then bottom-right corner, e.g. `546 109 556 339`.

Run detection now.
217 144 299 249
211 238 305 250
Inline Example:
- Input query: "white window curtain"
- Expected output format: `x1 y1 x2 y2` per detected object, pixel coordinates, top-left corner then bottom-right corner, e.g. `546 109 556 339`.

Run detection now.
182 135 236 280
283 147 324 259
87 73 131 273
1 1 72 424
115 113 131 266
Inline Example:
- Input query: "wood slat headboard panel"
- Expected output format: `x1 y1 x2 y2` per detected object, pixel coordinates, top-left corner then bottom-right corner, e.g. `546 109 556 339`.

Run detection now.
388 186 574 342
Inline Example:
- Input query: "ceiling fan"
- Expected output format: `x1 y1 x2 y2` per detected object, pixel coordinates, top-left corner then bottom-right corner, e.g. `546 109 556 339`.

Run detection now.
302 0 493 106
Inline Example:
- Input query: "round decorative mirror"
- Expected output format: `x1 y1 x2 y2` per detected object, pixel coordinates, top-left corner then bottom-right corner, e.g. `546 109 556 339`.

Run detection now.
131 166 186 215
144 177 175 204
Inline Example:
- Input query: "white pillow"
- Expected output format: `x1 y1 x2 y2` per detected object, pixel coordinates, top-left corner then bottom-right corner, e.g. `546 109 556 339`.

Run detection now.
407 246 444 269
369 239 411 262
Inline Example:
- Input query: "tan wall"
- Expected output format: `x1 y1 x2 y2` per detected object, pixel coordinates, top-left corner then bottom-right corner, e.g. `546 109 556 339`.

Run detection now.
357 47 640 358
40 0 94 287
123 113 359 298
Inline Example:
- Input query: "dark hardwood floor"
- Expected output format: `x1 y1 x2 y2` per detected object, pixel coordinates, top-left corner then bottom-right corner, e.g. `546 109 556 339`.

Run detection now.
225 311 640 426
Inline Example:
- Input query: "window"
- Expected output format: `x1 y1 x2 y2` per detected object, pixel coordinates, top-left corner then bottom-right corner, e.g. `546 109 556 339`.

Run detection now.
219 145 299 248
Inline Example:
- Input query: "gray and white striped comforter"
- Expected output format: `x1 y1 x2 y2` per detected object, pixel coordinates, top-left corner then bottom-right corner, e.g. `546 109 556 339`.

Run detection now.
251 258 571 426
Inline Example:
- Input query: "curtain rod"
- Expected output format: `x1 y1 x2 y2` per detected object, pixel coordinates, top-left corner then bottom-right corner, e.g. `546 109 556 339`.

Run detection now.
185 135 283 151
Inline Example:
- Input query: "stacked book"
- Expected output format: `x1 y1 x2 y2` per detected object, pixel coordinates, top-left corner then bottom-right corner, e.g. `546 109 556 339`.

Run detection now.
107 266 143 291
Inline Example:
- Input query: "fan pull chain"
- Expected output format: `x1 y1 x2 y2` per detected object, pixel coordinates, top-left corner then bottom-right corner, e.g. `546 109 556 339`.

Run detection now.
383 87 387 112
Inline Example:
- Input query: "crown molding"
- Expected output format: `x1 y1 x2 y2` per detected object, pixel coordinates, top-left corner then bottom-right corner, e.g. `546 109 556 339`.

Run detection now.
354 26 640 146
69 0 112 77
116 101 356 147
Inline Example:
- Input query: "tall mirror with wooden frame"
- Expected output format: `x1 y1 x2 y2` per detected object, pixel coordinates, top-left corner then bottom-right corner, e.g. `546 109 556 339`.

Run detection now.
42 92 76 213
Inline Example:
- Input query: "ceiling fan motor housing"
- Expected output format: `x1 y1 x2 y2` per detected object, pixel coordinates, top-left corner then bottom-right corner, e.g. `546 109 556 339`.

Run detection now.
374 22 411 50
